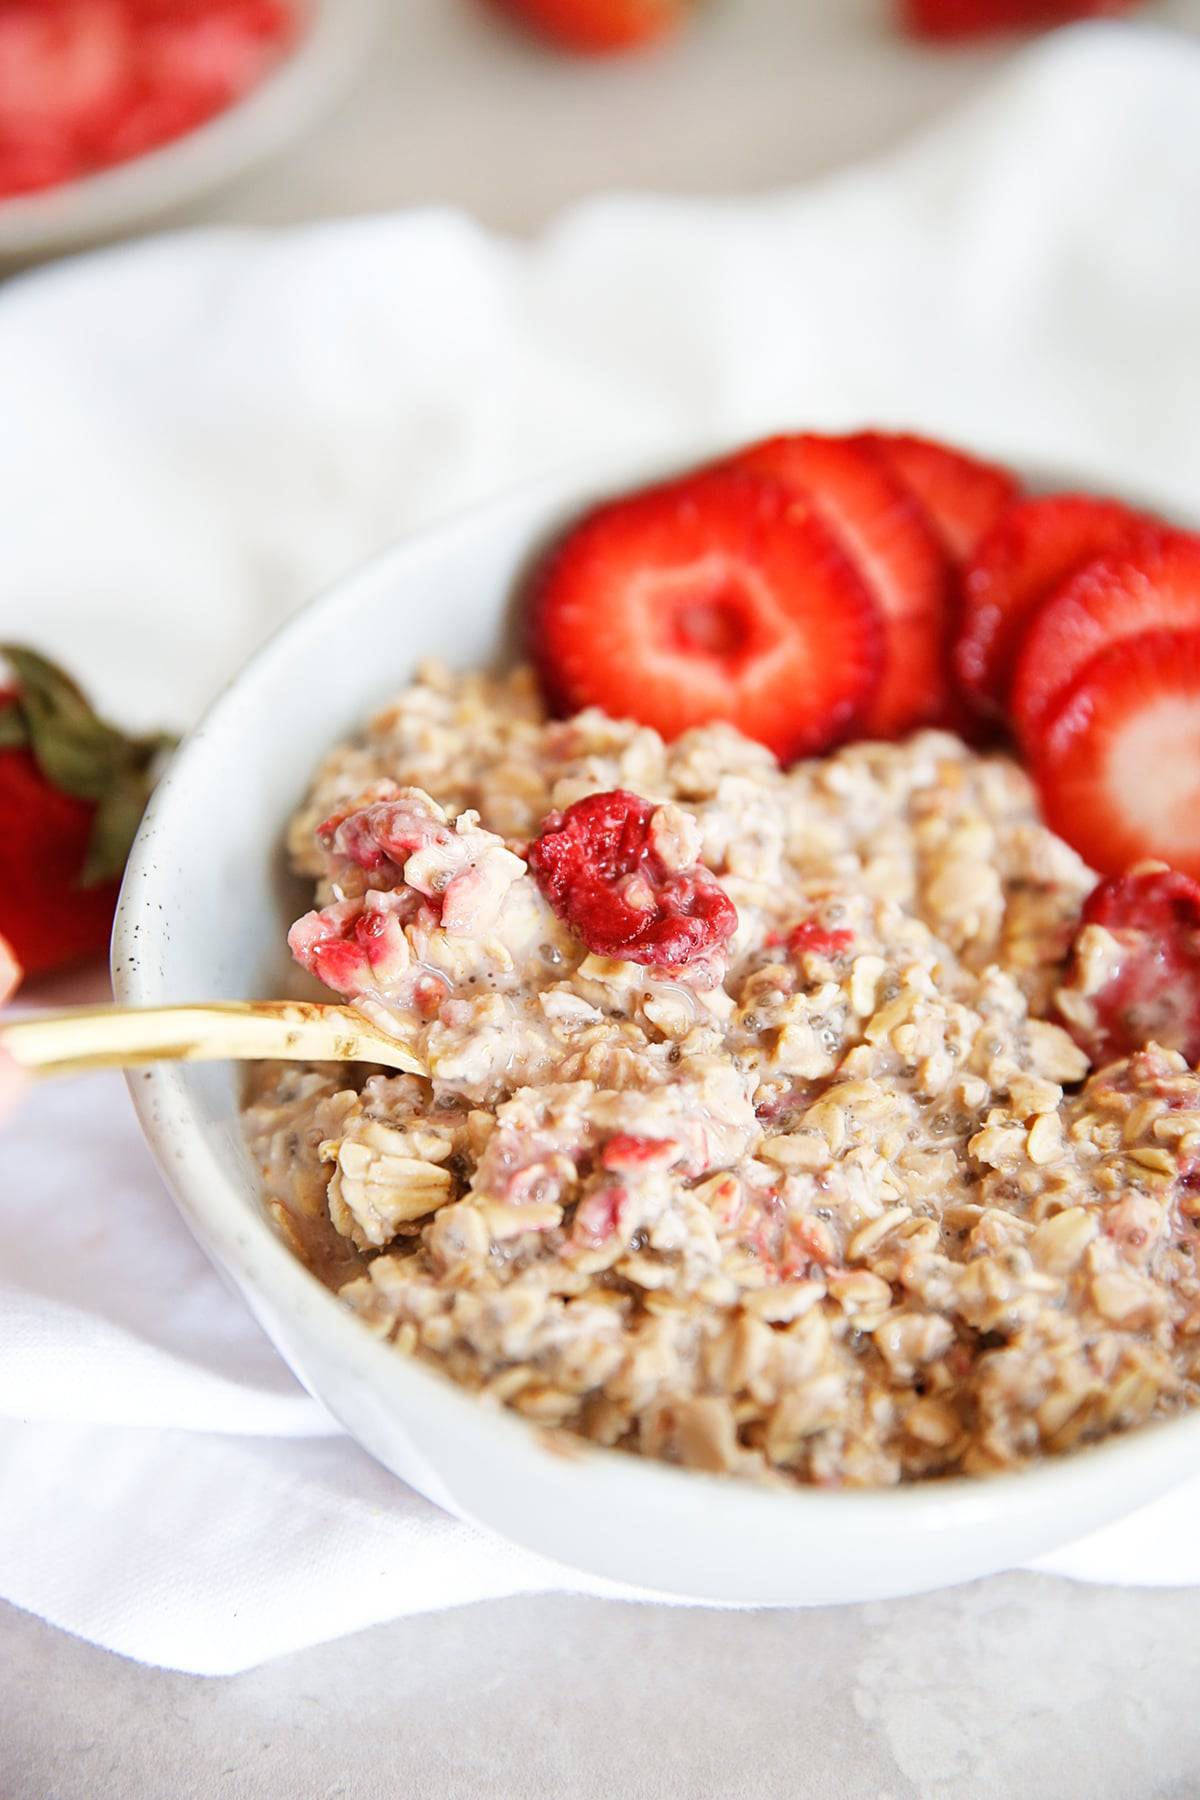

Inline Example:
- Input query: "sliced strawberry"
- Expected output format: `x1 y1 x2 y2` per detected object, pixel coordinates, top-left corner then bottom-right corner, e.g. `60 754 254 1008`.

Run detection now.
95 83 222 164
1012 535 1200 749
528 467 884 761
854 431 1021 564
1032 628 1200 880
725 434 952 737
901 0 1140 39
1058 866 1200 1067
136 1 296 112
786 920 855 959
1083 866 1200 939
0 3 133 141
0 128 82 200
955 495 1164 719
288 893 412 999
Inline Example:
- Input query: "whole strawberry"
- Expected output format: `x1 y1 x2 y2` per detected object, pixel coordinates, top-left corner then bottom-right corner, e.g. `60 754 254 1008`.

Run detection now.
486 0 689 55
0 646 173 979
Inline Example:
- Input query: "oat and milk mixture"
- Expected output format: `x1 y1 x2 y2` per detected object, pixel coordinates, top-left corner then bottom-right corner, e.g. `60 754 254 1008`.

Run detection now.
243 664 1200 1487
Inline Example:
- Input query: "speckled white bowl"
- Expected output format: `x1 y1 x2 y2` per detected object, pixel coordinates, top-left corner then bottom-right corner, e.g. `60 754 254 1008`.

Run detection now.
113 462 1200 1606
0 0 379 261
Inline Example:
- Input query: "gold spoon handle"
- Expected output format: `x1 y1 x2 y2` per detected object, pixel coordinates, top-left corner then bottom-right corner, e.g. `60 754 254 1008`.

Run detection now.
0 1000 425 1080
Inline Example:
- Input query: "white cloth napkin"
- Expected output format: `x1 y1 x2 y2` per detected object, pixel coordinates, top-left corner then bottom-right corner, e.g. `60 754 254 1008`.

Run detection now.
4 21 1200 1677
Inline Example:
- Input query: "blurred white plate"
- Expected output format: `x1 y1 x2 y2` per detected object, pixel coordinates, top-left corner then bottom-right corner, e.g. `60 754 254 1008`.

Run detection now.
0 0 380 261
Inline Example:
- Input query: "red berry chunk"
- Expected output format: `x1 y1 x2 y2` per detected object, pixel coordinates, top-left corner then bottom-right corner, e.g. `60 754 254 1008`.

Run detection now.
0 3 130 132
786 920 855 959
727 434 953 737
1011 534 1200 749
318 792 457 878
528 467 884 762
955 494 1163 718
527 788 737 970
855 431 1021 564
600 1134 681 1171
1031 628 1200 881
287 895 410 998
1060 867 1200 1066
572 1184 631 1248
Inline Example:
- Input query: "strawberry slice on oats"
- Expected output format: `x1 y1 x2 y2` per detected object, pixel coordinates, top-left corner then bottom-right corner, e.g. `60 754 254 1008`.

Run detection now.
529 467 884 762
726 433 953 738
854 431 1021 564
1031 628 1200 881
1012 535 1200 749
955 494 1165 719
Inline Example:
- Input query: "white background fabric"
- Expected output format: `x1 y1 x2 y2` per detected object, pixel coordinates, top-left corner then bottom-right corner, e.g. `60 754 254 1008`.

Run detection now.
4 23 1200 1675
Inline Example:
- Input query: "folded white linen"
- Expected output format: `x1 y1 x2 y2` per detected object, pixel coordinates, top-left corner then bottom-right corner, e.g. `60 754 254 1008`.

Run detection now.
4 23 1200 1673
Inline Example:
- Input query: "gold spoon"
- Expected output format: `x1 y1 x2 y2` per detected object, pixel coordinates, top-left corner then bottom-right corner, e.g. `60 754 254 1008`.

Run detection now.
0 1000 426 1081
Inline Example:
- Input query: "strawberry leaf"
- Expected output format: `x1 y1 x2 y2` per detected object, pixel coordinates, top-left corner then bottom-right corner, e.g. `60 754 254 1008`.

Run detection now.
0 643 176 890
0 701 29 751
82 768 157 887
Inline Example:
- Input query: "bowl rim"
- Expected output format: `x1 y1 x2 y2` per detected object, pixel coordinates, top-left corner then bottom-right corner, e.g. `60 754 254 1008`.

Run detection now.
112 450 1200 1568
0 0 381 259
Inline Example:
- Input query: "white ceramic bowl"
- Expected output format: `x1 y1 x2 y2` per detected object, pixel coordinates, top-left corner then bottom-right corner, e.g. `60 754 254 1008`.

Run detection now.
114 461 1200 1607
0 0 379 262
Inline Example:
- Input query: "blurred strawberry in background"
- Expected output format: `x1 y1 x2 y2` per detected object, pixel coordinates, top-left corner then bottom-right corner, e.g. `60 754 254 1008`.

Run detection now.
485 0 690 55
0 0 297 202
901 0 1142 38
485 0 1145 58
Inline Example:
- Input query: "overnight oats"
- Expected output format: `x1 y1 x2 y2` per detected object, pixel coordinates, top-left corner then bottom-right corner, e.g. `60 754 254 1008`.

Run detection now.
245 432 1200 1488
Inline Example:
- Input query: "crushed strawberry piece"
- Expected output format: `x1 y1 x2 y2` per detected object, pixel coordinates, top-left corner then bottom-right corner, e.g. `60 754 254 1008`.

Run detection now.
727 432 954 737
315 786 526 940
1176 1155 1200 1203
1031 628 1200 880
317 792 458 879
1083 866 1200 940
287 895 411 999
1101 1193 1154 1257
528 467 884 762
785 920 856 959
572 1184 630 1248
702 1172 744 1229
600 1134 680 1171
747 1220 810 1282
1059 867 1200 1066
527 789 737 972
